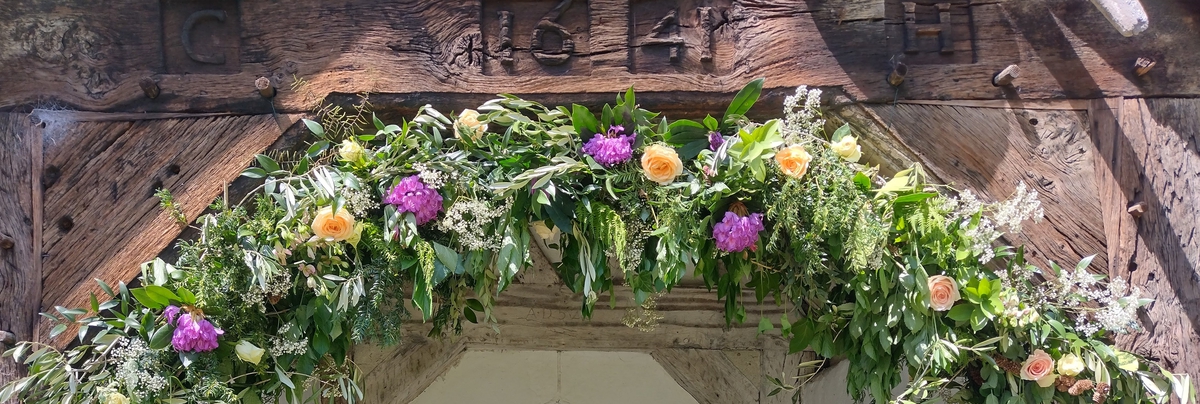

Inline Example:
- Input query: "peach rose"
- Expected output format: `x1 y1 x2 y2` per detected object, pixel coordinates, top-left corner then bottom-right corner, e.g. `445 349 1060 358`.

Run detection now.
1020 349 1056 381
312 206 356 241
641 144 684 185
927 275 961 311
775 145 812 179
455 109 487 140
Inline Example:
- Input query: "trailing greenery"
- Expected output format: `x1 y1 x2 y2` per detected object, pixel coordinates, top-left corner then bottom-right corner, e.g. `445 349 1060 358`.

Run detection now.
2 81 1192 404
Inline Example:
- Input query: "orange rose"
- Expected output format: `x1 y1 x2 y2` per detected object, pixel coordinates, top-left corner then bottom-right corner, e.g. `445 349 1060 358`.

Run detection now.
927 275 961 311
775 145 812 179
1020 349 1056 381
312 206 356 241
641 144 684 185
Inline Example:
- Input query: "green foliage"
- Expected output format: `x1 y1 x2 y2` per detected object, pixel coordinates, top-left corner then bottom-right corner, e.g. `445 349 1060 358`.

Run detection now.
2 81 1189 404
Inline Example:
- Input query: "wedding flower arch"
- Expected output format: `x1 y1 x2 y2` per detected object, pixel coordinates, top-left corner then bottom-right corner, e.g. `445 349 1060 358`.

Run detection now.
3 80 1192 404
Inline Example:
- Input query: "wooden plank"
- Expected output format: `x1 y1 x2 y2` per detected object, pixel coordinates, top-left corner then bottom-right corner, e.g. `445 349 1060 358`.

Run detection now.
1105 98 1200 387
36 114 296 345
359 337 467 404
0 114 40 394
867 104 1108 272
4 0 1200 113
651 348 760 404
760 336 810 404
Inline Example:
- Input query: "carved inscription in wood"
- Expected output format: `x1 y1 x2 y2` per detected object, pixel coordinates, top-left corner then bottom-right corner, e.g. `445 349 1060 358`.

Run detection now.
483 0 592 75
886 0 973 65
629 0 735 74
162 0 241 74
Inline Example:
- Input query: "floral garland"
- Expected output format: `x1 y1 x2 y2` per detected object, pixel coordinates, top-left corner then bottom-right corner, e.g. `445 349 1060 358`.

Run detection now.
3 80 1193 404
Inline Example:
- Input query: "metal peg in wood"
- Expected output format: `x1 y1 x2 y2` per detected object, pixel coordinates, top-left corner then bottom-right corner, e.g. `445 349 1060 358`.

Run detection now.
993 65 1021 86
888 62 908 87
0 330 15 346
139 77 160 99
1134 57 1156 76
255 77 275 98
1127 202 1145 218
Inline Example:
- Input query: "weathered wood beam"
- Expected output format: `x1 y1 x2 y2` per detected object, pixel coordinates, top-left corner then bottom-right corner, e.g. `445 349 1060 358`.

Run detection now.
3 0 1200 114
652 348 760 404
36 113 297 346
359 337 467 404
865 104 1108 272
1096 98 1200 387
0 114 41 395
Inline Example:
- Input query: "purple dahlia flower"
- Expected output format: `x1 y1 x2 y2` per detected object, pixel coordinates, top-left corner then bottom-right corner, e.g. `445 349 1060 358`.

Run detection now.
164 305 223 353
708 131 725 151
712 211 765 253
384 175 443 225
582 125 635 167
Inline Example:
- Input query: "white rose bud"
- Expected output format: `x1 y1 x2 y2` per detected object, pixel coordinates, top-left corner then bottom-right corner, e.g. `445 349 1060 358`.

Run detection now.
830 136 863 163
1057 353 1085 377
339 139 365 163
235 340 266 365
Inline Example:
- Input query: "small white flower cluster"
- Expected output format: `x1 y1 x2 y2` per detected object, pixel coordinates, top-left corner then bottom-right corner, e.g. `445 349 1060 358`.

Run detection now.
414 163 450 190
241 270 292 313
945 183 1045 264
112 337 169 396
270 324 309 356
782 85 825 142
342 187 377 217
438 198 508 251
1048 266 1145 336
992 182 1044 233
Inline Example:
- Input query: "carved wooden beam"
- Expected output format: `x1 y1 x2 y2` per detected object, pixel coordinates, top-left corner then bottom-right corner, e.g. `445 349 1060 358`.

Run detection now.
2 0 1200 113
35 113 298 346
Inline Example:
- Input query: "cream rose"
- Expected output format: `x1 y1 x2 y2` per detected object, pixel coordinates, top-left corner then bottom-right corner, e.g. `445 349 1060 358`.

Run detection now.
312 206 356 241
455 109 487 140
1057 353 1085 377
103 392 130 404
235 340 266 365
927 275 961 311
641 144 684 185
339 139 365 162
775 145 813 179
831 136 863 162
1020 349 1056 381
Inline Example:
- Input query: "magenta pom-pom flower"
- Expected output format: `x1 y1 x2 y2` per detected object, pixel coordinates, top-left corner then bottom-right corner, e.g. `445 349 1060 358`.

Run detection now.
164 305 224 353
713 211 765 253
582 125 635 167
383 175 444 225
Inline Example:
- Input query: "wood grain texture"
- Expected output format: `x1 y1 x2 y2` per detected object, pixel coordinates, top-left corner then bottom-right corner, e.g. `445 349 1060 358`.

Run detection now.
4 0 1200 113
867 104 1108 272
359 337 467 404
1101 98 1200 387
36 114 293 345
0 114 40 394
651 348 761 404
